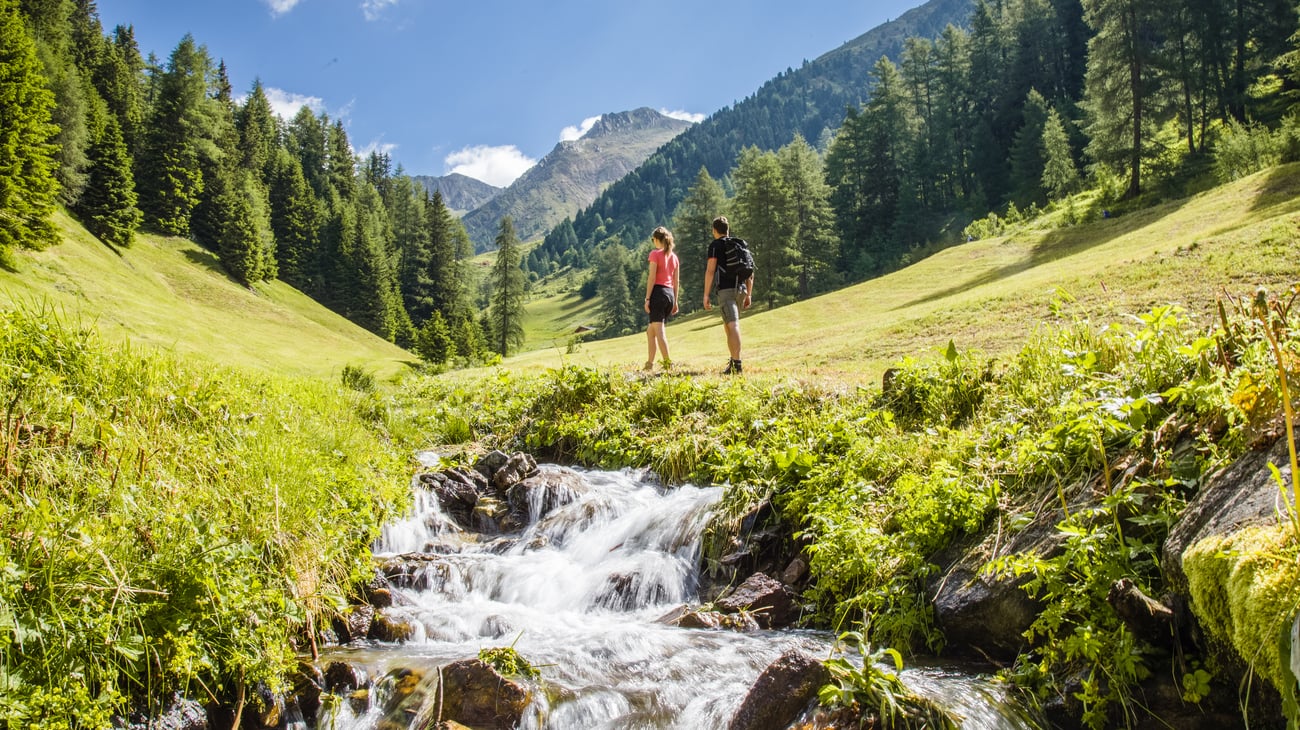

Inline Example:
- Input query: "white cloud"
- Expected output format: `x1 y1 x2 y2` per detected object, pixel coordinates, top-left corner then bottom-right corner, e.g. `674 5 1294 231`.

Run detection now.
264 0 302 17
357 139 398 159
660 109 706 124
263 88 325 119
560 115 602 142
361 0 400 21
445 145 536 188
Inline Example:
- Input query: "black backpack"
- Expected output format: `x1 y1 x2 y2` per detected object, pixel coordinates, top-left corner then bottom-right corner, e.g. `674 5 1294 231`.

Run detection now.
717 237 756 283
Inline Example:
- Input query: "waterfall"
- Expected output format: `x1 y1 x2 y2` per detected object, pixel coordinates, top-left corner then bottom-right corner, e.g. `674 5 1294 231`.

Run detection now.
319 464 1037 730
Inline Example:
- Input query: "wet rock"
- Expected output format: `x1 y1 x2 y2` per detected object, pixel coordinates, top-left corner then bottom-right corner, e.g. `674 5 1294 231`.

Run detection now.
472 496 510 533
323 661 369 693
438 658 532 730
1163 435 1297 592
249 682 283 728
369 611 419 643
291 662 324 727
375 667 430 724
424 471 481 527
480 614 516 638
728 650 829 730
332 603 375 644
715 573 802 629
475 450 511 482
112 693 207 730
779 557 809 585
492 452 539 490
506 467 588 526
931 509 1066 663
656 605 762 632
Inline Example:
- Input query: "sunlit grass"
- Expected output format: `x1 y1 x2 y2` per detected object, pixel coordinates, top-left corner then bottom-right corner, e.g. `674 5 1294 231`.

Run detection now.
507 164 1300 384
0 210 416 380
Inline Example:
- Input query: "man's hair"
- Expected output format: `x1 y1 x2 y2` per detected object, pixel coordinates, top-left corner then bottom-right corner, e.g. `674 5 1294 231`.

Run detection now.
712 216 729 235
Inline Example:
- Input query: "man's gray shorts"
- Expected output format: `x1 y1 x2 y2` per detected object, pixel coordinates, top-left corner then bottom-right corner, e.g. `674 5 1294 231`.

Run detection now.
718 288 741 324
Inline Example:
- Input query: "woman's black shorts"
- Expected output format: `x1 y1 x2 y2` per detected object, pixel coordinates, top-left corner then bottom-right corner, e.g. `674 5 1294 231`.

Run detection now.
648 285 675 323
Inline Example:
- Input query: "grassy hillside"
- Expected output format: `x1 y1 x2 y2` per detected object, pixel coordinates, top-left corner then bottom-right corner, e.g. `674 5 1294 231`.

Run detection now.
0 210 415 379
509 163 1300 381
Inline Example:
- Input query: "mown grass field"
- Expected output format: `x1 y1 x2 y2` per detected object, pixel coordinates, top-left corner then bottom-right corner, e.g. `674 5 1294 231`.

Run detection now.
506 164 1300 383
0 210 416 380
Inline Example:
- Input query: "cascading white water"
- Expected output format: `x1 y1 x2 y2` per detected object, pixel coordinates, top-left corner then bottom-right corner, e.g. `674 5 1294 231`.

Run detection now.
320 463 1038 730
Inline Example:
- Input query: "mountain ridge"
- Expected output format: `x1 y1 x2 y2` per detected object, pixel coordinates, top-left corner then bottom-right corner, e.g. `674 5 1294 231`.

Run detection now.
460 107 693 249
411 172 503 216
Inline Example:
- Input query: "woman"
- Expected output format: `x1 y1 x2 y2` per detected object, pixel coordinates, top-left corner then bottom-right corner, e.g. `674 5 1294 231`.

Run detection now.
643 226 680 371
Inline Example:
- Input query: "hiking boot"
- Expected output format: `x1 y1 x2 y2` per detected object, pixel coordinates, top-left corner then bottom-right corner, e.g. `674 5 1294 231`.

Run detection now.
722 359 742 375
643 361 654 371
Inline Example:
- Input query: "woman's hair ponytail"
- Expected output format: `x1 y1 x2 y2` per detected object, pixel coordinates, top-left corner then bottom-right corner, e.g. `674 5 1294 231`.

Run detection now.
652 226 674 254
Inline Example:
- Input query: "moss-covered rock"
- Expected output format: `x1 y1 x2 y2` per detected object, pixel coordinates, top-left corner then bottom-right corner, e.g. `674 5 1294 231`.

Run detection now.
1183 525 1299 723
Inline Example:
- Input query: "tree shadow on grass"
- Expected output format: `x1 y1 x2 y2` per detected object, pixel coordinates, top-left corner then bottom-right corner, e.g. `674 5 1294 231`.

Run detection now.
1250 163 1300 216
894 222 1126 311
180 247 223 272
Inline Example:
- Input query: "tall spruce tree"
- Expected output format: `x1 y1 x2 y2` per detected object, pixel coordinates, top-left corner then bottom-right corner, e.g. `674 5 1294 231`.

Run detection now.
488 217 526 356
76 110 139 247
236 79 278 179
266 148 320 291
101 24 144 155
190 59 240 251
218 170 275 285
1041 106 1080 200
1081 0 1165 199
137 35 210 235
777 135 839 299
0 0 60 250
1009 89 1051 206
670 167 727 315
595 242 638 337
733 146 796 309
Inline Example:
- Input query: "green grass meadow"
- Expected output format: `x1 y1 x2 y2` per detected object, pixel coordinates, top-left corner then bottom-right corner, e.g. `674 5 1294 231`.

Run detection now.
0 210 416 380
505 164 1300 382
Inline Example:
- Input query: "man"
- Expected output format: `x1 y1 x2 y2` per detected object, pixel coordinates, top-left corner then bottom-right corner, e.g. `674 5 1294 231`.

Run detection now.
702 215 753 374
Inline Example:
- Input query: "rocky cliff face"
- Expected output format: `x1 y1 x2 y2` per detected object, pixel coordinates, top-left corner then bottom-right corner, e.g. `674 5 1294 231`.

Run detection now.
461 108 693 250
411 172 502 216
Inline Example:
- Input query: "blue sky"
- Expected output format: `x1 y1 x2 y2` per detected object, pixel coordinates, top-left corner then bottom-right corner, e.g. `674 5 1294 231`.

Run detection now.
95 0 921 187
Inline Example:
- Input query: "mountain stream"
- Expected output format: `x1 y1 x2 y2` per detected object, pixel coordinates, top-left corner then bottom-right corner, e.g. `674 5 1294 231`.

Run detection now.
315 459 1037 729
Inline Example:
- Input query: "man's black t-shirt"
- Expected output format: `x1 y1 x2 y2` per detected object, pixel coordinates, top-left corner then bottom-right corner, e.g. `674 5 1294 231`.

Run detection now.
708 236 745 291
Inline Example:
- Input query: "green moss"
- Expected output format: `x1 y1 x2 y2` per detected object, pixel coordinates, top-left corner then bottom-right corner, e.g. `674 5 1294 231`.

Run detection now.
1184 525 1300 716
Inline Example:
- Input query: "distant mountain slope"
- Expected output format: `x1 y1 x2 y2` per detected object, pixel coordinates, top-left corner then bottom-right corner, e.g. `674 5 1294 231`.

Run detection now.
411 172 503 216
461 108 693 249
538 0 975 261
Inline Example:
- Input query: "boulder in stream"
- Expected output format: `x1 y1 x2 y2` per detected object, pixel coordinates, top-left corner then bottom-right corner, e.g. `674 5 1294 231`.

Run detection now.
437 658 532 730
112 693 207 730
727 650 828 730
715 573 802 629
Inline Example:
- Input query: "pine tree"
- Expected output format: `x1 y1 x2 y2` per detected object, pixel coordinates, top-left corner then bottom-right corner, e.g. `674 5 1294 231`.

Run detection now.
777 135 839 299
733 146 796 309
416 310 455 365
97 25 145 156
237 79 279 179
670 167 726 315
1081 0 1165 199
190 59 240 250
1041 107 1079 200
136 35 210 235
1009 89 1051 207
488 217 526 356
266 148 320 291
218 171 267 286
287 107 329 197
0 0 60 250
595 242 637 336
76 111 140 247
